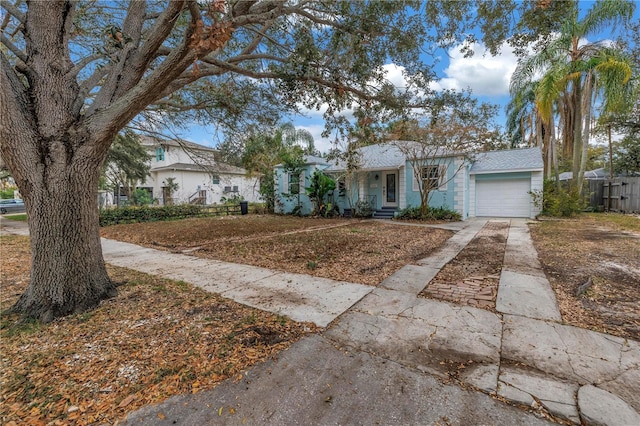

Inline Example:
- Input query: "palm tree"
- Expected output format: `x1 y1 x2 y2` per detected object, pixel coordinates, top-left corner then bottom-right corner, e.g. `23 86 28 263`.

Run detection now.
510 0 635 192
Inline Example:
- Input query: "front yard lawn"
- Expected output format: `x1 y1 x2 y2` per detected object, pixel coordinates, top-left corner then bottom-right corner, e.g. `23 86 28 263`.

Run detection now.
1 235 316 425
100 215 453 286
530 213 640 341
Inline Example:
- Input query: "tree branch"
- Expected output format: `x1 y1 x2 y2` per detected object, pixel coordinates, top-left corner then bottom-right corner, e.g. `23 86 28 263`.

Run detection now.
0 51 39 186
1 1 25 25
69 53 102 78
0 33 27 63
88 1 186 115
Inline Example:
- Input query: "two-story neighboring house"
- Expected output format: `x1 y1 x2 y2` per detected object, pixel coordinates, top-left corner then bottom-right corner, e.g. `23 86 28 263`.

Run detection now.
139 136 260 205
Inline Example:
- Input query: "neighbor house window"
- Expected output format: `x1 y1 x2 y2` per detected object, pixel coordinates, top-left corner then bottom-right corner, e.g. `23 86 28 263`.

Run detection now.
212 175 220 184
288 172 302 194
337 177 346 197
155 147 165 161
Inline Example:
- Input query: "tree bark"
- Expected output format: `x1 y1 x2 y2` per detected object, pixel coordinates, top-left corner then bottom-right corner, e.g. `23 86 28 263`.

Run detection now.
10 136 116 322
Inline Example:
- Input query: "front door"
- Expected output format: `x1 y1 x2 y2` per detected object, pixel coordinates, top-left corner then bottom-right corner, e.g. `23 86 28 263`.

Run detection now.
382 172 398 207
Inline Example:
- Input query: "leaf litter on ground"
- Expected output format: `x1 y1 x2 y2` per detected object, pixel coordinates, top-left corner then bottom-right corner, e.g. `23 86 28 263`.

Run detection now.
1 235 317 425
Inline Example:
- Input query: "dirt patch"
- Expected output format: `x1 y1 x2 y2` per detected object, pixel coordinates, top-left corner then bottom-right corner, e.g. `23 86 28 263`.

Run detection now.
1 235 317 425
419 221 509 310
529 214 640 341
101 216 453 286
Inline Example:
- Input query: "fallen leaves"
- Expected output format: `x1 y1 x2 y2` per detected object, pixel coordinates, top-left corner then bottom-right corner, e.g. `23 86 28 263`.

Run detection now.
530 215 640 341
1 235 317 425
101 216 453 286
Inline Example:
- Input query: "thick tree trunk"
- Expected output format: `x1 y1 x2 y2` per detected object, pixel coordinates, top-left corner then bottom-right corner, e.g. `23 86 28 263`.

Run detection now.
10 142 116 323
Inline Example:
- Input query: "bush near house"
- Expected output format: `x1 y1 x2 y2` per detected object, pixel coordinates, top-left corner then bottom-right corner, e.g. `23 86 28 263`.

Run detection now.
99 205 207 226
395 205 461 222
530 179 586 217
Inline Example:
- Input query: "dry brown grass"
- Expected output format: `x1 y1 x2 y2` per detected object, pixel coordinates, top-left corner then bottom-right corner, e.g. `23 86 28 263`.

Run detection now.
101 216 453 286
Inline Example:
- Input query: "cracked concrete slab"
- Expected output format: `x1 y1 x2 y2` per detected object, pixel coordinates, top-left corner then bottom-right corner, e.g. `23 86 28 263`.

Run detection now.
102 238 372 328
326 291 502 373
379 264 439 294
123 335 552 426
502 219 546 277
498 366 579 423
502 315 640 412
416 218 487 269
459 364 499 393
220 272 372 327
354 288 502 337
496 270 562 321
577 385 640 426
124 335 549 426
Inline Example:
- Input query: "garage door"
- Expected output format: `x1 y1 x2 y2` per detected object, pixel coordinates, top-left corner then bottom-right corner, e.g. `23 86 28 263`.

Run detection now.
476 178 531 217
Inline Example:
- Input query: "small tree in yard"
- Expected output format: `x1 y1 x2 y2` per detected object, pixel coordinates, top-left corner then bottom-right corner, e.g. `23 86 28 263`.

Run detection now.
102 131 151 205
306 169 336 216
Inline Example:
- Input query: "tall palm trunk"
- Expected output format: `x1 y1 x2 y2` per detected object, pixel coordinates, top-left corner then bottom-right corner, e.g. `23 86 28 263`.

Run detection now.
571 82 583 191
578 72 594 194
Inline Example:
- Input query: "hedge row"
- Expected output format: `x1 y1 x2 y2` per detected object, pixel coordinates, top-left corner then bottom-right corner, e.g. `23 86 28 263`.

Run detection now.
99 205 208 226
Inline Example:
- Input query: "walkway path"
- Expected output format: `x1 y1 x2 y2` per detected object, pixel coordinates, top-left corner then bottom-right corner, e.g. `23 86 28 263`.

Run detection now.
1 216 638 425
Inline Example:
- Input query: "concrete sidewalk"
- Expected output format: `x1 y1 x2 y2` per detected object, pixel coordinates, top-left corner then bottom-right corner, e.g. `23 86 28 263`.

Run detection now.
2 216 638 425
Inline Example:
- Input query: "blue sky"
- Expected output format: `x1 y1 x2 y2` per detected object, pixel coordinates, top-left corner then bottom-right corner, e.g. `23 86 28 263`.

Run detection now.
179 2 639 154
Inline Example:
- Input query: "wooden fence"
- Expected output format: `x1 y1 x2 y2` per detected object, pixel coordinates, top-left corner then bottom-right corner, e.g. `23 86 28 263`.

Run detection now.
201 204 242 216
588 177 640 213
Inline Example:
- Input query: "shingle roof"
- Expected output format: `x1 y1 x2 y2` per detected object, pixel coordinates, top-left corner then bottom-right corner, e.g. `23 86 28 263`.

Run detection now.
303 155 329 165
324 142 407 172
150 162 247 175
470 147 543 174
139 135 218 153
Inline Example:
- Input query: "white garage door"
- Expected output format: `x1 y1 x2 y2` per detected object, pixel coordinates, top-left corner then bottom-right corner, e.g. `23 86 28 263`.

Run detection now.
476 178 531 217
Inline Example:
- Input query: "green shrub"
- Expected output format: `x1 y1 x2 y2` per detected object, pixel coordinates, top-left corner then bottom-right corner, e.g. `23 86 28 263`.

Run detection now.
396 205 461 222
353 200 374 218
130 188 153 206
531 180 586 217
99 205 207 226
0 188 16 199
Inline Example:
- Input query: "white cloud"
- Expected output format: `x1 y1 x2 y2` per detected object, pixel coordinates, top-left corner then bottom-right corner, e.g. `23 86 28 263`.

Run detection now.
431 41 519 97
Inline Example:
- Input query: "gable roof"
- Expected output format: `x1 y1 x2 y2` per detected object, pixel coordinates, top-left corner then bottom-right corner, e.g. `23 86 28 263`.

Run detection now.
558 168 607 181
470 147 543 174
139 135 218 154
324 142 407 172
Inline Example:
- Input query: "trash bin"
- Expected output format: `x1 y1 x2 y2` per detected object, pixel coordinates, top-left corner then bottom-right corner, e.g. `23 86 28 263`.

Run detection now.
240 201 248 215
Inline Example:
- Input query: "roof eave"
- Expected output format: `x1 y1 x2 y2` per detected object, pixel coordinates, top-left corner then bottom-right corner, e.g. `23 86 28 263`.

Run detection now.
470 167 543 175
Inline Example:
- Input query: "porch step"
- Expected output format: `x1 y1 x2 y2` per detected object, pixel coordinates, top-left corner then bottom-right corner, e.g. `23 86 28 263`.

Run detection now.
373 207 396 219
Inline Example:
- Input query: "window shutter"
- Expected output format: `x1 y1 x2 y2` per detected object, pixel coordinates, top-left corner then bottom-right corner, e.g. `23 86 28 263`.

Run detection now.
412 169 419 192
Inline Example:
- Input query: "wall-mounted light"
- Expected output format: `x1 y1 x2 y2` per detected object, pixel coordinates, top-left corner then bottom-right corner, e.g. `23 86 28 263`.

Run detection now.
374 174 379 180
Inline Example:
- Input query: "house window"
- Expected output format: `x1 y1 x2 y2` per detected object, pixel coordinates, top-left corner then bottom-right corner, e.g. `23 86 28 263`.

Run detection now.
419 165 446 191
337 177 346 197
288 172 302 195
212 175 220 185
155 147 165 161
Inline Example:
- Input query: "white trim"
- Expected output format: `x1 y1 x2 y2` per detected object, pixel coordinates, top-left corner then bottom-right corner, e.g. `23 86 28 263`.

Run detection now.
412 164 447 192
382 171 398 207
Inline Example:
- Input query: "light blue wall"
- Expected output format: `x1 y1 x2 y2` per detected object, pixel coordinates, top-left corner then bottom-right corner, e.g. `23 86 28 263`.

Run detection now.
274 164 328 215
404 158 456 210
473 171 531 181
